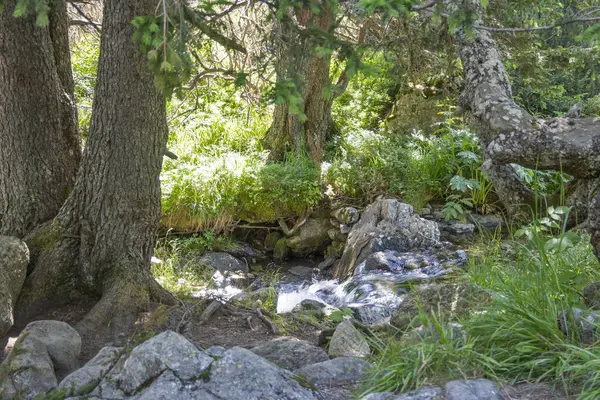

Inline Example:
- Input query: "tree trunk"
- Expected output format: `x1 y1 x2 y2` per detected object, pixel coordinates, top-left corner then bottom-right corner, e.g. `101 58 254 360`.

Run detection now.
263 3 336 163
452 1 600 253
0 0 81 238
16 0 176 341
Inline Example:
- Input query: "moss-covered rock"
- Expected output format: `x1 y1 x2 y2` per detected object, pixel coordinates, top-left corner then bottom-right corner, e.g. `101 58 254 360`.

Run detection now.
273 238 290 262
264 232 282 252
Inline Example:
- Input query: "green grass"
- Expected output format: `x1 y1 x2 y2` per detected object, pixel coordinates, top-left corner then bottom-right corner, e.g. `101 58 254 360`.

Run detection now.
361 231 600 399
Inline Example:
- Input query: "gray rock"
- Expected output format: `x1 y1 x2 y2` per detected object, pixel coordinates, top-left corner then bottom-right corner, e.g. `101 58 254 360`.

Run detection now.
328 228 347 242
292 299 330 317
117 331 213 394
295 356 373 387
350 304 394 325
289 266 315 277
59 346 122 396
133 371 209 400
328 320 370 358
0 332 57 399
251 338 329 370
0 320 80 399
203 345 226 358
287 218 332 256
198 251 247 273
332 207 360 225
583 281 600 310
557 307 600 345
444 379 501 400
0 236 29 336
363 250 406 273
22 320 82 375
200 347 318 399
333 199 440 276
362 387 442 400
340 224 352 234
467 214 505 232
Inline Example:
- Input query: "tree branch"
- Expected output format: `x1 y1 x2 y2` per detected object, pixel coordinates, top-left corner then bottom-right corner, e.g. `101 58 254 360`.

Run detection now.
474 16 600 32
182 4 247 54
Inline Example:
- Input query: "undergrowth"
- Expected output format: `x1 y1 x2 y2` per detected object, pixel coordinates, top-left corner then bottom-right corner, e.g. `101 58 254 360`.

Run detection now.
361 224 600 399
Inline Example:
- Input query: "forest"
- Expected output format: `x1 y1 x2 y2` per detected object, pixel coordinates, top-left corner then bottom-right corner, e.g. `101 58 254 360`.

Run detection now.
2 0 600 399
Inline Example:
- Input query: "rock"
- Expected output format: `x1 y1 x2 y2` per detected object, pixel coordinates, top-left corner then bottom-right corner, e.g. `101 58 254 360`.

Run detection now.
0 320 81 399
438 221 476 245
328 320 370 358
295 357 373 400
289 265 315 277
59 346 122 396
340 224 352 234
350 304 394 325
444 379 501 400
362 387 442 400
391 284 490 330
198 251 247 273
287 218 332 256
467 214 505 232
557 307 600 345
201 347 318 399
0 236 29 336
326 240 345 259
116 331 213 394
265 232 283 252
220 240 264 260
332 207 360 225
134 370 202 400
251 338 329 370
328 228 347 242
274 238 291 261
203 345 226 358
583 281 600 310
293 299 328 313
333 199 440 277
318 256 337 270
363 250 406 273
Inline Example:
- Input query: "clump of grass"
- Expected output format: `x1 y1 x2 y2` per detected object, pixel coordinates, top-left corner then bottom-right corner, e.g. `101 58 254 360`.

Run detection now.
361 229 600 399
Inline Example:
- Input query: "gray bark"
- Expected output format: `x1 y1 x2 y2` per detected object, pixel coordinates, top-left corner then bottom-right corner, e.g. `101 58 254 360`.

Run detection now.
16 0 176 341
0 0 81 238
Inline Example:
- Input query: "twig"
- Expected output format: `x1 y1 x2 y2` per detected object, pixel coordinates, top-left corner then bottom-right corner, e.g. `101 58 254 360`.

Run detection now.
198 300 223 325
246 316 256 331
256 308 280 335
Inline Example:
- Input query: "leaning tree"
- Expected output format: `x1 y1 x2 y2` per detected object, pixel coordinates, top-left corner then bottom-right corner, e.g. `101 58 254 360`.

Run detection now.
0 0 81 238
448 0 600 254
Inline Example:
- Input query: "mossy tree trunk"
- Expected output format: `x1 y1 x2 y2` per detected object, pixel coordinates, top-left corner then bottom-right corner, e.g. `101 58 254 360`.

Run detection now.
263 2 338 163
0 0 81 238
16 0 176 341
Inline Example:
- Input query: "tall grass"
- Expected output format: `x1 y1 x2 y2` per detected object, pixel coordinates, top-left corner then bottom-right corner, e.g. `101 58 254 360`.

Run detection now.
361 230 600 399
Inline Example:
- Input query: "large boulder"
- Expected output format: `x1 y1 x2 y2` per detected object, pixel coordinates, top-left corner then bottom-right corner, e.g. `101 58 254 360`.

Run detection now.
391 283 490 330
0 236 29 336
0 320 81 399
333 199 440 278
197 251 247 273
251 338 329 370
115 330 213 394
328 320 370 358
59 333 319 400
287 218 332 256
201 347 318 399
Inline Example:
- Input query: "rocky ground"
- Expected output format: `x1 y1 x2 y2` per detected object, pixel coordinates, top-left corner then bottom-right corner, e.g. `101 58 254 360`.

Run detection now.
0 198 576 399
